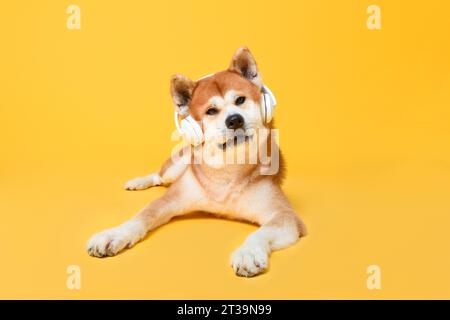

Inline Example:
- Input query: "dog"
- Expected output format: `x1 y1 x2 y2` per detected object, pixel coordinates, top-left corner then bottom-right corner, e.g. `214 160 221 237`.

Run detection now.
87 47 307 277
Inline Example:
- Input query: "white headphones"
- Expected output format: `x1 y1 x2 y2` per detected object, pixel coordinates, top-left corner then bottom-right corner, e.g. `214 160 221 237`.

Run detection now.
174 76 277 146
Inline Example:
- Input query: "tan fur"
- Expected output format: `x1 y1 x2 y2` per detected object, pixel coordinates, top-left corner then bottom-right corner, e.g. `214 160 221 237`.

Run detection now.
189 71 262 120
87 47 306 277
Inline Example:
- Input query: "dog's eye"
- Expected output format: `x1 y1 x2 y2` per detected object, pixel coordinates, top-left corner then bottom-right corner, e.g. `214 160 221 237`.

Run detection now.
206 107 219 115
235 96 246 106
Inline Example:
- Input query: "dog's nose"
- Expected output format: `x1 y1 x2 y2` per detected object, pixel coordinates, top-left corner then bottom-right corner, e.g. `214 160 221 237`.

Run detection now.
225 114 245 130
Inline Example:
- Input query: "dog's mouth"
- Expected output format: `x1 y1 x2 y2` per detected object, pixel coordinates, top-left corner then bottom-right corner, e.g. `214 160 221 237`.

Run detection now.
218 134 253 150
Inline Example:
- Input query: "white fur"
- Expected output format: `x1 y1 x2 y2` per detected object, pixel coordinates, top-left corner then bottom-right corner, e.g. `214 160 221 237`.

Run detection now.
230 225 299 277
87 219 147 257
231 244 269 277
124 173 162 190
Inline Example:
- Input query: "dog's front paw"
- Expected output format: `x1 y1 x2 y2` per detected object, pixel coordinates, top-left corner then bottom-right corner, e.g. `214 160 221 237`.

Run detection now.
87 220 146 257
124 174 161 190
230 245 269 277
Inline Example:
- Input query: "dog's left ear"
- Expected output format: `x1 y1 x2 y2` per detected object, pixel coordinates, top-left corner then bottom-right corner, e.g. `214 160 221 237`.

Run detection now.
170 74 196 117
229 47 262 88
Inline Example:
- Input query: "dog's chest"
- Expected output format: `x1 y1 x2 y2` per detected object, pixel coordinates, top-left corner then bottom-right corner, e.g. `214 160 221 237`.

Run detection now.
208 180 245 203
192 165 254 203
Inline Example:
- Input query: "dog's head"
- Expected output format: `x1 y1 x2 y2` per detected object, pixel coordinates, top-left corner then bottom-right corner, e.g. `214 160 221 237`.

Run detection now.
170 47 271 151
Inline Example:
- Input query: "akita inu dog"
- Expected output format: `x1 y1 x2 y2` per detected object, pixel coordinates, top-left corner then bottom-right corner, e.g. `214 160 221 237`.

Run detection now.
87 47 306 277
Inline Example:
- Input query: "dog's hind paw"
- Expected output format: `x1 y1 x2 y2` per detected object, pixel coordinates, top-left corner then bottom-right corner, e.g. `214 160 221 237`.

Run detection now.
87 220 147 257
230 245 269 277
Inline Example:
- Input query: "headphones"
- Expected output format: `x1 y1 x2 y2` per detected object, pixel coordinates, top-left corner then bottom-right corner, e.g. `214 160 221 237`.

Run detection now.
174 76 277 146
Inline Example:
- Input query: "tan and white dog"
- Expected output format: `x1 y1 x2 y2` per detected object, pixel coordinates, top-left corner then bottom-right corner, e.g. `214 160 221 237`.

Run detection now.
87 47 306 277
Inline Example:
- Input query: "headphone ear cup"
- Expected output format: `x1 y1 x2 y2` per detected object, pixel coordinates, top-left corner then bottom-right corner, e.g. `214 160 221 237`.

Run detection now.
263 93 274 123
260 85 277 123
180 116 204 146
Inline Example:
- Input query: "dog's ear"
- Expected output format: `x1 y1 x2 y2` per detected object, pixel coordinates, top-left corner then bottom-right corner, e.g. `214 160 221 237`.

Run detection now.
170 74 195 116
229 47 262 88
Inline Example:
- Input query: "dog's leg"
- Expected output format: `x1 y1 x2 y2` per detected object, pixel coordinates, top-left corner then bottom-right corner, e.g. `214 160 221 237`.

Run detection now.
124 148 191 190
231 212 305 277
124 172 163 190
230 186 307 277
87 190 189 257
88 174 200 257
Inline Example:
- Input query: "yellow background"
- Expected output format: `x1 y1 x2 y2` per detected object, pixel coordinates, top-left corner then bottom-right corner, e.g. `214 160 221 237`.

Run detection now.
0 0 449 299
